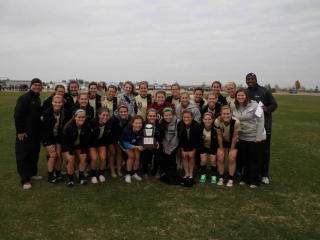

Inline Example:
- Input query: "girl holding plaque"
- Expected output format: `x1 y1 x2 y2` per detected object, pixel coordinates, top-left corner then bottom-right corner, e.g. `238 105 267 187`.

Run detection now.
178 109 201 183
140 108 164 178
118 115 144 183
198 112 218 184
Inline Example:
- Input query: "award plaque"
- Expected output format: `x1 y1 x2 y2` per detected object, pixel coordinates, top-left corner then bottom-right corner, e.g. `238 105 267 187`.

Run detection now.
142 124 157 149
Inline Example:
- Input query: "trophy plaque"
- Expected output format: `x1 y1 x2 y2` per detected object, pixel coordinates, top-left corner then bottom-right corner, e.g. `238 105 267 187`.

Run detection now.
142 124 157 149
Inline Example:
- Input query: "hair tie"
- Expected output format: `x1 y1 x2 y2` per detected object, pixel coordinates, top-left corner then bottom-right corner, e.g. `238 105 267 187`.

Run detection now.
118 104 128 110
147 108 157 114
203 112 213 117
74 109 85 116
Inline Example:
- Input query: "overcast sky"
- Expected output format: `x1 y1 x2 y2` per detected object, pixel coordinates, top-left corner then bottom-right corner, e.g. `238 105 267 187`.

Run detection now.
1 0 319 88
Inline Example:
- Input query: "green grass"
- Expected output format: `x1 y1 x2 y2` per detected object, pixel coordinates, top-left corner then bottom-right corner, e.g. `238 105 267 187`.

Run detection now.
0 91 320 239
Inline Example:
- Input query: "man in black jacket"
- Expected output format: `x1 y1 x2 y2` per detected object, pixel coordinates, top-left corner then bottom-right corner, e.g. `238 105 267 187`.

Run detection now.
246 73 278 184
14 78 43 189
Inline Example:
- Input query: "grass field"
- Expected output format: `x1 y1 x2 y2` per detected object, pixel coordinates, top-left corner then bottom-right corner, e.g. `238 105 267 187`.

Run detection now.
0 91 319 240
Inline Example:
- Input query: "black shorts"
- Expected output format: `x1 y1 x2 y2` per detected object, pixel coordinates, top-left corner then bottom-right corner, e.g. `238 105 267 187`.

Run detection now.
41 135 61 147
199 147 217 155
222 141 239 149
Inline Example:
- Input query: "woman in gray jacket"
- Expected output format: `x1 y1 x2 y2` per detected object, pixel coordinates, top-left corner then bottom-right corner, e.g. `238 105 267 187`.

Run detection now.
233 88 266 188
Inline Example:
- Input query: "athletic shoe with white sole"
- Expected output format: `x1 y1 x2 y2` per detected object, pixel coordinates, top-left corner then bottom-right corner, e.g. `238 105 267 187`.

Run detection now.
91 176 98 184
23 182 32 190
31 175 43 181
262 177 270 184
226 180 233 187
250 184 258 189
125 174 131 183
99 175 106 182
211 176 217 184
239 181 246 186
79 180 87 186
217 178 224 186
132 173 142 181
199 174 206 183
84 171 89 177
67 181 75 188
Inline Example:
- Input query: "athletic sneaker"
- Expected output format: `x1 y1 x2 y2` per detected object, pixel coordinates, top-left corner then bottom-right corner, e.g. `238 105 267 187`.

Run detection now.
211 176 217 184
83 171 89 177
23 182 32 190
57 176 64 182
143 174 148 179
199 174 206 183
75 170 79 178
31 175 43 181
226 180 233 187
99 175 106 182
48 178 59 184
79 180 87 185
250 185 258 189
132 173 142 181
155 172 161 179
125 174 131 183
262 177 270 184
61 170 67 175
239 181 246 186
91 176 98 184
217 178 224 186
67 181 74 188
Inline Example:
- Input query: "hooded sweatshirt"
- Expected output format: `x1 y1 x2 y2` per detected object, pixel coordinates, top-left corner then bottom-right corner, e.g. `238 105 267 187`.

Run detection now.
233 101 266 141
175 101 201 124
161 116 179 154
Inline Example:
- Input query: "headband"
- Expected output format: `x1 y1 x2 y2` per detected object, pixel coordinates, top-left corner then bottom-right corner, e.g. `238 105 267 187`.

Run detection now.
74 109 85 116
147 108 157 114
163 107 173 113
226 82 237 88
118 104 128 110
53 95 63 100
203 112 213 117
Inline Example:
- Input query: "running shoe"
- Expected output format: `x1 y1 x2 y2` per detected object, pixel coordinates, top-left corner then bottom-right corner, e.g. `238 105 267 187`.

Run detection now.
23 182 32 190
199 174 206 183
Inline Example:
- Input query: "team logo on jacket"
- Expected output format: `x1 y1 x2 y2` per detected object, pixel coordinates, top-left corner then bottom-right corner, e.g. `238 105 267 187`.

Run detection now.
137 102 142 108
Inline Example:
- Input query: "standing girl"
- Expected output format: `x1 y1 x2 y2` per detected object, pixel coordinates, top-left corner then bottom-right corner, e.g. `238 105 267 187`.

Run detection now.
67 92 94 121
211 81 227 105
42 85 66 113
160 107 179 173
134 81 153 120
215 105 240 187
40 95 67 183
88 107 113 183
140 108 163 178
232 88 266 188
62 109 91 187
117 81 138 117
226 82 237 109
198 112 218 184
118 115 145 183
148 91 175 120
101 85 120 117
87 82 102 118
178 109 201 182
109 104 133 177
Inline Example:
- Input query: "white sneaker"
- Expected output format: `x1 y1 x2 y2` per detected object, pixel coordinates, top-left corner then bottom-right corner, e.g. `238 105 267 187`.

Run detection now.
262 177 269 184
239 181 246 186
75 170 79 178
23 182 32 190
91 176 98 184
125 174 131 183
226 180 233 187
217 178 224 186
84 171 89 177
250 184 258 189
99 175 106 182
132 173 142 181
30 175 43 181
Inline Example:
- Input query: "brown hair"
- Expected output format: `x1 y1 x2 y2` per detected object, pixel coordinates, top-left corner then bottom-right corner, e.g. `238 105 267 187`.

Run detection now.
124 81 138 96
129 115 144 126
88 82 98 89
179 109 193 136
171 83 180 90
217 105 232 122
67 80 79 93
211 81 222 88
234 88 251 109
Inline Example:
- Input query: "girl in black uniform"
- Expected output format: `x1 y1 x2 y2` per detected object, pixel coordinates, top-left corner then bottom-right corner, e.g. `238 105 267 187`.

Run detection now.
178 109 201 181
109 104 132 177
198 112 218 184
42 85 66 113
40 95 67 183
140 108 163 178
62 109 91 187
66 92 94 122
88 107 113 183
